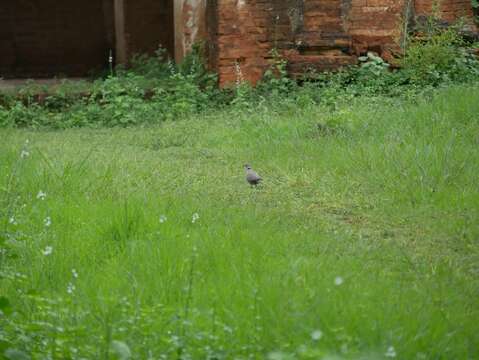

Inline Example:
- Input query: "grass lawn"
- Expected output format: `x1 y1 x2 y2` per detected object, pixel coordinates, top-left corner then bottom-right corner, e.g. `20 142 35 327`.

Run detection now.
0 83 478 359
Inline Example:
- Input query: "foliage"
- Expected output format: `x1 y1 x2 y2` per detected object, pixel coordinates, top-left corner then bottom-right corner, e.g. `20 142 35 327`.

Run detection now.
0 22 478 129
0 45 220 128
126 47 173 79
256 49 297 98
401 24 479 85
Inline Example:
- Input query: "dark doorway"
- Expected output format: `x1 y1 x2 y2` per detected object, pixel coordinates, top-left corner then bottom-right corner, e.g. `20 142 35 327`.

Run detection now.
0 0 114 78
124 0 175 59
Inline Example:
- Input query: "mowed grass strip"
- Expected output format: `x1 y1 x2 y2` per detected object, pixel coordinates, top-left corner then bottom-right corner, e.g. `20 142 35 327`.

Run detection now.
0 83 478 359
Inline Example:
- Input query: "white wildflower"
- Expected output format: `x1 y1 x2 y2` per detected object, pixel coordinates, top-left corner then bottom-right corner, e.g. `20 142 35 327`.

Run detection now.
67 282 76 294
8 216 17 225
234 61 244 86
334 276 344 286
21 150 30 158
71 269 78 278
385 346 396 358
42 246 53 256
44 216 51 227
36 190 47 200
191 212 200 224
311 329 323 341
159 215 167 223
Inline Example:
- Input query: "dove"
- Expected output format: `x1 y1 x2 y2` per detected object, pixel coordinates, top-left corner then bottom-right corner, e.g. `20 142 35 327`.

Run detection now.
244 164 262 186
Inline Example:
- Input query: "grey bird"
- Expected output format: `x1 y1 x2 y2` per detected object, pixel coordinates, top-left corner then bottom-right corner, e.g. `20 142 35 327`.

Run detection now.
244 164 262 186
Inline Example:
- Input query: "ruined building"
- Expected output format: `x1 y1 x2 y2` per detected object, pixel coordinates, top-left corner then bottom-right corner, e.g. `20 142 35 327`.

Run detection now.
0 1 476 86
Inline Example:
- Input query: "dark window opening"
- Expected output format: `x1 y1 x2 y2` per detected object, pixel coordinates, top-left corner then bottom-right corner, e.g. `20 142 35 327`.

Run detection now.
125 0 175 60
0 0 114 78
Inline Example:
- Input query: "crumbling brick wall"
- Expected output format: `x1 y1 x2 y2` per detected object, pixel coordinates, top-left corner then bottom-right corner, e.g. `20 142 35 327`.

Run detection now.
1 0 475 81
213 0 476 86
347 0 406 56
415 0 476 23
214 0 408 86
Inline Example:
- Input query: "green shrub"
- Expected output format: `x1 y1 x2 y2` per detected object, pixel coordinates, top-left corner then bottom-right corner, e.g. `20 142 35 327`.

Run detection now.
256 49 298 98
402 24 479 84
127 47 173 79
0 25 478 130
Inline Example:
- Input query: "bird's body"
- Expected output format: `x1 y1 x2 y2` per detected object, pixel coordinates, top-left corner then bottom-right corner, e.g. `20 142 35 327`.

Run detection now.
244 164 262 186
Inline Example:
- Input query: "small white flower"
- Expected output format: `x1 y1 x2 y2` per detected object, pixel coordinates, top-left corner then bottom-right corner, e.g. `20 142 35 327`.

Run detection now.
20 150 30 158
8 216 17 225
67 282 76 294
36 190 47 200
334 276 344 286
385 346 396 358
42 246 53 256
191 212 200 223
159 215 167 223
71 269 78 278
311 329 323 341
44 216 52 227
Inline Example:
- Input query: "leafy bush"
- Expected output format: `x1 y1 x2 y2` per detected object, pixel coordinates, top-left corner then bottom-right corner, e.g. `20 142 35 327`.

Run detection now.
0 21 478 130
401 22 479 85
127 47 173 79
256 49 298 98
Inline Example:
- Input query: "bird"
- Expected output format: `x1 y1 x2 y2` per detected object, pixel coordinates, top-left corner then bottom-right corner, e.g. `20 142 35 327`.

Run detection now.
244 164 262 186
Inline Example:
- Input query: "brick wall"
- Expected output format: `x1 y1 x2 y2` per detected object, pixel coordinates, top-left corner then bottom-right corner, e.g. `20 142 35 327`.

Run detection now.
1 0 475 81
347 0 406 55
0 0 114 78
214 0 407 86
415 0 475 23
213 0 476 86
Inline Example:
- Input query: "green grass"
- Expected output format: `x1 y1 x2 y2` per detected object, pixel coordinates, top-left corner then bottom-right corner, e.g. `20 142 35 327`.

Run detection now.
1 83 478 359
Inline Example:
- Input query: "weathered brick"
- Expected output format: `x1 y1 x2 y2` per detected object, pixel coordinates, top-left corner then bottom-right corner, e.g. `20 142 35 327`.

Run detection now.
0 0 476 82
212 0 476 86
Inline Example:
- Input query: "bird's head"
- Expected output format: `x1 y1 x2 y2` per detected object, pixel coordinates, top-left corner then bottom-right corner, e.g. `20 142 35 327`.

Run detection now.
244 164 252 170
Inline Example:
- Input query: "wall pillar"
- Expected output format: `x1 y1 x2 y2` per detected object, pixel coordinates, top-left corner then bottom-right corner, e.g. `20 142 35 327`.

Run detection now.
114 0 127 64
174 0 210 63
174 0 185 62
